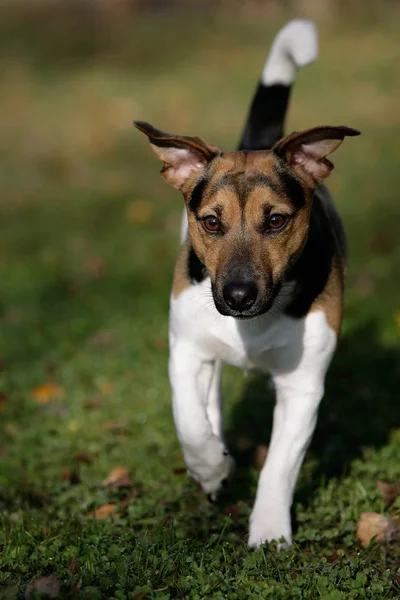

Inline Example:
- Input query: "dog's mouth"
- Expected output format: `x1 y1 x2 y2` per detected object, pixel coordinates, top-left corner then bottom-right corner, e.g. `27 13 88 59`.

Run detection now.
213 300 274 320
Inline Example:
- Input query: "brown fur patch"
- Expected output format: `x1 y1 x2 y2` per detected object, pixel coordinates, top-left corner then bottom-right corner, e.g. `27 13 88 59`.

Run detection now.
309 258 345 336
172 240 192 298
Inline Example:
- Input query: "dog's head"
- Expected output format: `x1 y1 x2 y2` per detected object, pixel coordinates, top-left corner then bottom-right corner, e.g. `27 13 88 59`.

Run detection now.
135 121 359 318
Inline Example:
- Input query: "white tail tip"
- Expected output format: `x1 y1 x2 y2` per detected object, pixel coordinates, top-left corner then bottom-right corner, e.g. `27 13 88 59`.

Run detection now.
262 19 318 86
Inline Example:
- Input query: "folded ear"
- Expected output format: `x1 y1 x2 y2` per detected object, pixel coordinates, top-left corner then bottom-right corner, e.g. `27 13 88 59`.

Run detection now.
273 126 360 185
134 121 220 190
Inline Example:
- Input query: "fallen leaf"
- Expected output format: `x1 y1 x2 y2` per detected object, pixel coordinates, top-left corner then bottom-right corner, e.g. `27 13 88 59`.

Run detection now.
61 469 81 485
103 466 132 489
326 552 339 565
26 574 60 598
356 512 400 546
32 382 63 404
223 503 241 521
74 451 93 464
127 199 154 225
68 556 78 574
377 480 399 509
0 392 8 411
93 503 117 519
84 396 102 409
253 444 269 469
132 593 148 600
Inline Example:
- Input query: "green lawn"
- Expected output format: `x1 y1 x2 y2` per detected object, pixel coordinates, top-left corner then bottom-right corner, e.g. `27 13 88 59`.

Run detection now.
0 5 399 598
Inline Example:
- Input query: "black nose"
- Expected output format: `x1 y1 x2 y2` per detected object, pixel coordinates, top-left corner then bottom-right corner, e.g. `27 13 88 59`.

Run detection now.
223 281 258 312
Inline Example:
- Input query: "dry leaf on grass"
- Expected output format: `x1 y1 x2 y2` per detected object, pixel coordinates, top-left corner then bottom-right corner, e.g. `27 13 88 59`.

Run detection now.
74 451 93 464
84 396 102 409
26 573 60 598
356 512 400 546
223 503 241 521
377 480 399 509
93 503 117 519
32 382 63 404
132 593 148 600
67 556 78 574
0 391 8 411
61 469 81 485
103 466 132 489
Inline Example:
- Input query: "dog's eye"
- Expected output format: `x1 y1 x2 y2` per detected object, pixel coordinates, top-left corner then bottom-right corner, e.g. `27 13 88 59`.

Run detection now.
267 214 288 231
202 216 221 233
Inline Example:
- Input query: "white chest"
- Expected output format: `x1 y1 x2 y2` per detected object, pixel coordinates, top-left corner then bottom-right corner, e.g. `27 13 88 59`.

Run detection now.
169 279 309 374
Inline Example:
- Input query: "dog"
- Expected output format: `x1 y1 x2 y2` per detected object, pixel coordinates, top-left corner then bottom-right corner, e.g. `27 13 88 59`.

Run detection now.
134 19 359 549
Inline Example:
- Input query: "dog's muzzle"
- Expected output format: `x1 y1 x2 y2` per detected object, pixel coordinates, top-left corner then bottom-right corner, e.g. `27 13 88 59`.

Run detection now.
222 281 258 313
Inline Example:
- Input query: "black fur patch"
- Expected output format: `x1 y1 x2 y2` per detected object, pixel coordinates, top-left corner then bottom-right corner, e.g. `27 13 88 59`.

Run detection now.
238 83 291 151
278 165 306 209
189 178 208 213
285 188 343 318
187 245 207 283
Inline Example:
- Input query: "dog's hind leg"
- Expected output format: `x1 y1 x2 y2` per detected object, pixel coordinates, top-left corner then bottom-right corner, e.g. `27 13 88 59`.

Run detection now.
169 343 234 497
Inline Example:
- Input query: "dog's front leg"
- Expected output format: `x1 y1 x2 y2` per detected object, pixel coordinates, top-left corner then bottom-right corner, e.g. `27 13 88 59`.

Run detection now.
248 374 323 549
169 343 234 497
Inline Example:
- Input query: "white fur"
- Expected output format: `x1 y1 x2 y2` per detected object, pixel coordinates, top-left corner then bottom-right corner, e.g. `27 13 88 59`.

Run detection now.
169 278 336 547
262 19 318 86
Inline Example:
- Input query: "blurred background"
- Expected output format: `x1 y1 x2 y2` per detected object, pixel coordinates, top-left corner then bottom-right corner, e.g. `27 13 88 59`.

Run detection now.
0 0 399 591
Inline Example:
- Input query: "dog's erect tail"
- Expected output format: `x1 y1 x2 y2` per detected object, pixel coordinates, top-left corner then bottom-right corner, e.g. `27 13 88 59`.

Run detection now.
238 19 318 151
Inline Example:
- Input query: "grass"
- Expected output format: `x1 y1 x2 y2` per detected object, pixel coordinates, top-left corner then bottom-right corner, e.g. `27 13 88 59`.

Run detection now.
0 4 399 598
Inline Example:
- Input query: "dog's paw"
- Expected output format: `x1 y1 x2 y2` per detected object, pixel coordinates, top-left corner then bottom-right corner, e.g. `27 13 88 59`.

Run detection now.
248 506 292 550
184 435 235 497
